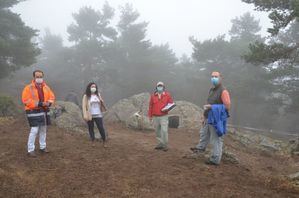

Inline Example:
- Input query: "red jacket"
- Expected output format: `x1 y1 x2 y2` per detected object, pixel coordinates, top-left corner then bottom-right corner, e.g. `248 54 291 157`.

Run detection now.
148 91 174 118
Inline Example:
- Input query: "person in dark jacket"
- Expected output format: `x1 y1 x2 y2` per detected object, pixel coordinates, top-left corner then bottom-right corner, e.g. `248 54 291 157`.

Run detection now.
190 71 231 165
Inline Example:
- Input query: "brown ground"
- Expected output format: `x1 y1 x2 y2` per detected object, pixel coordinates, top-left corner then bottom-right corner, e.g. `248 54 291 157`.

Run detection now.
0 116 298 198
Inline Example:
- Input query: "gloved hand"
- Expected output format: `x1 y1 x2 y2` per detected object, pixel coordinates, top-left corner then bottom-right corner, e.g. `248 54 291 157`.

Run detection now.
38 101 43 107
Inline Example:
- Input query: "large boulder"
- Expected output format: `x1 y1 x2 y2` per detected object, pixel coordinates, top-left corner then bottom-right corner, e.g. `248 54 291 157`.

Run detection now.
64 91 80 106
126 112 154 131
104 93 153 131
105 93 150 123
228 128 291 154
169 101 202 129
50 101 85 132
105 93 203 131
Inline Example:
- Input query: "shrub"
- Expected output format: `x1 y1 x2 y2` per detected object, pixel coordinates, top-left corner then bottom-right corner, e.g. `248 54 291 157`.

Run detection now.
0 95 19 116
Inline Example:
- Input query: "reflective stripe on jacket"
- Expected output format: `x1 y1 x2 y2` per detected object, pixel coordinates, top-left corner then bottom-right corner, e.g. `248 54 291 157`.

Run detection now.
25 109 51 127
22 80 55 127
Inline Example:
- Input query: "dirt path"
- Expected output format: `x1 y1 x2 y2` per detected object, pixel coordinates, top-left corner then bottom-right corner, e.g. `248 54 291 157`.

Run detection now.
0 117 298 197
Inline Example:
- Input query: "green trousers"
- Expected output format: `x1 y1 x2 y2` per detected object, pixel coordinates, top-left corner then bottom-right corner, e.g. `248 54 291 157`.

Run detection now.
154 115 169 147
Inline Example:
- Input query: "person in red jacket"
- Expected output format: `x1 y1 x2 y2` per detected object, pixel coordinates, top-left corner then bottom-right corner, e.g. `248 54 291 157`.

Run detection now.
148 81 174 151
22 70 55 157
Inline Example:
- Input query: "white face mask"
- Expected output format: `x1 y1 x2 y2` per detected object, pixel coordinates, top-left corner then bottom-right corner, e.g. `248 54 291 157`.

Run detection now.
157 86 164 93
35 78 43 84
90 87 97 93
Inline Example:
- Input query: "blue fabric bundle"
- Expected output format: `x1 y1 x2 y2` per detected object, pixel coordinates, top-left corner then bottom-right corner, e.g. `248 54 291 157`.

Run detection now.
207 104 229 137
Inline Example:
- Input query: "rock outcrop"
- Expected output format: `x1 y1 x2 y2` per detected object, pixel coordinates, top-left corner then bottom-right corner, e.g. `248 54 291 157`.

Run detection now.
50 101 85 133
105 93 203 131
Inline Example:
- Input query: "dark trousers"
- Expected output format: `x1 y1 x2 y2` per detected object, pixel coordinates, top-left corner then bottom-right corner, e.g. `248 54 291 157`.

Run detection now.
87 117 106 141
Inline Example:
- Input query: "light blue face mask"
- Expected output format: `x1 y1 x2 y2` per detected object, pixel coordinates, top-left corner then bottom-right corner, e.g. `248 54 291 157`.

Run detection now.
157 86 164 93
211 77 219 86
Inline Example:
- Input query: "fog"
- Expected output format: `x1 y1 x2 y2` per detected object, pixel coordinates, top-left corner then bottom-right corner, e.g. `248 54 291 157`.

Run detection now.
13 0 271 56
1 0 298 135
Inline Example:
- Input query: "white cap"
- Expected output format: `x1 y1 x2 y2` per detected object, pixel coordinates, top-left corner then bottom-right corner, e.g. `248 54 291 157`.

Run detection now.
156 81 164 86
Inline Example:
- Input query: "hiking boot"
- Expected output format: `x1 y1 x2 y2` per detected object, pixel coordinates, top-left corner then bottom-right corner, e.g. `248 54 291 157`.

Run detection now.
103 142 108 148
27 151 37 157
39 148 50 153
162 147 168 152
190 147 205 153
205 160 219 166
154 145 164 150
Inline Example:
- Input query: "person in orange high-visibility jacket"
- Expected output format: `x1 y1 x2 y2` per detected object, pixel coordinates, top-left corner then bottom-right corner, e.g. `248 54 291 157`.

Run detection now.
22 70 55 157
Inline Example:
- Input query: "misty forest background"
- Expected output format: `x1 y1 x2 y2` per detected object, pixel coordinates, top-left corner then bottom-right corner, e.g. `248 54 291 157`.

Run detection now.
0 0 298 133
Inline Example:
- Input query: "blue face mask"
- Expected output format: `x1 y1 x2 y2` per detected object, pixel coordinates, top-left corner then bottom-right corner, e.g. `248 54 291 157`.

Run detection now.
211 77 219 86
157 86 164 93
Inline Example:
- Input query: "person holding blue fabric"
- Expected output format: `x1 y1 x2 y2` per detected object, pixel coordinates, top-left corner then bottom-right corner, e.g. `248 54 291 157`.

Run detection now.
190 71 231 165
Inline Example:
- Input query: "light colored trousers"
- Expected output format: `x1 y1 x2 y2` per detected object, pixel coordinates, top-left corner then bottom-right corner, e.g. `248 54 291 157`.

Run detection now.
27 125 47 152
196 122 224 164
154 115 169 147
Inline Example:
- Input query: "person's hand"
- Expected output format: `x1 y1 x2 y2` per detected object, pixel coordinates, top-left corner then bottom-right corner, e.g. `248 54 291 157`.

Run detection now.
149 117 153 123
43 102 50 107
203 104 211 110
83 116 89 122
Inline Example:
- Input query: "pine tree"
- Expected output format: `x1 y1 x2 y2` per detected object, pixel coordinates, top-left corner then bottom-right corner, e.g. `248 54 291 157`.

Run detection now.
0 0 40 78
242 0 299 65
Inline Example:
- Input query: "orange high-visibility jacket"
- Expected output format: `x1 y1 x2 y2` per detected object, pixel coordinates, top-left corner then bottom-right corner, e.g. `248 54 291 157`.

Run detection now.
22 80 55 110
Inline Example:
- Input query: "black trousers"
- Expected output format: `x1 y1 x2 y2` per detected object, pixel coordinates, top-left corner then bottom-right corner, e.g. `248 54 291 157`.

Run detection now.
87 117 106 141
